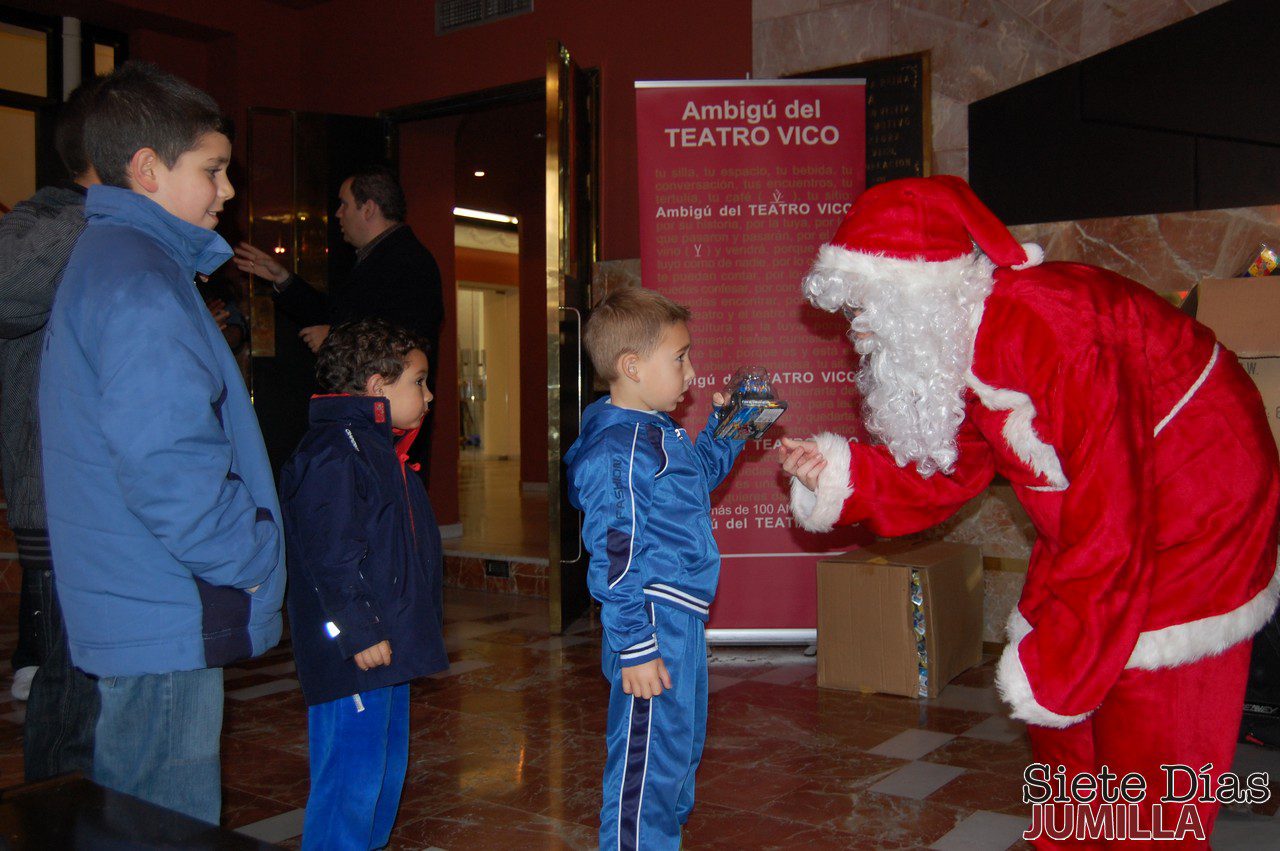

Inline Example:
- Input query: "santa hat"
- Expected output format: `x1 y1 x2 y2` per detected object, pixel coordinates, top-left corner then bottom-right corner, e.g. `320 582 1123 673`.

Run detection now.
802 175 1043 312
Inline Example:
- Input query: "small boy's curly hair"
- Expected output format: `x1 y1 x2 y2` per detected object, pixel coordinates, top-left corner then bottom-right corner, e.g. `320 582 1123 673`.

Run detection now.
316 318 426 394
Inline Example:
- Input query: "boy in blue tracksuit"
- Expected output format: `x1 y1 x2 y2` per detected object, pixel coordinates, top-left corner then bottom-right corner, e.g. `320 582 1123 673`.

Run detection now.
39 62 284 824
565 288 745 851
279 318 448 850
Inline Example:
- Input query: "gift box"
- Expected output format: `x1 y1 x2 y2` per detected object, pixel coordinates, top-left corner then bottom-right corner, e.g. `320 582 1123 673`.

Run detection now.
817 540 982 698
1196 277 1280 453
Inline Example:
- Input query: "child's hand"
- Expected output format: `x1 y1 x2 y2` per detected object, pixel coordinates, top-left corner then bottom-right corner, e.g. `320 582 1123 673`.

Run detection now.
712 392 727 407
777 437 828 492
354 640 392 671
621 658 672 699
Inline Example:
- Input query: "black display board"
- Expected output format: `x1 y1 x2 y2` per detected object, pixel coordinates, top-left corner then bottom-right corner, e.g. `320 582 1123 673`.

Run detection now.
970 0 1280 224
791 51 930 187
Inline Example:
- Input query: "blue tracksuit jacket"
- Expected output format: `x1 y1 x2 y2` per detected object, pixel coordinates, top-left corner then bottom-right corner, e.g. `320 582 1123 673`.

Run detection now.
565 397 743 663
39 185 284 676
566 397 743 850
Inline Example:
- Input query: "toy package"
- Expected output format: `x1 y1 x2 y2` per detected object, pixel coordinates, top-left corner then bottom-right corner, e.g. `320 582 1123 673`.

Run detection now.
1246 244 1278 277
712 367 788 440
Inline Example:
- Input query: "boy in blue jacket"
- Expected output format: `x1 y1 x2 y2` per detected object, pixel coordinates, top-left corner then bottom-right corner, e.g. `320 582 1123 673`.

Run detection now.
279 318 448 850
38 62 284 824
565 288 744 851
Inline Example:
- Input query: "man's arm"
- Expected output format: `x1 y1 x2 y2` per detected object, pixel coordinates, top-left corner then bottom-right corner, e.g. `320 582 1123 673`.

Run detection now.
784 416 996 536
0 199 85 338
232 241 328 328
987 300 1156 727
95 271 280 590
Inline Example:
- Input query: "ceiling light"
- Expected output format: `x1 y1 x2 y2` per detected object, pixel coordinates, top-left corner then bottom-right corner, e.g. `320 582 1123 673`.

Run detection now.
453 206 518 225
473 170 486 177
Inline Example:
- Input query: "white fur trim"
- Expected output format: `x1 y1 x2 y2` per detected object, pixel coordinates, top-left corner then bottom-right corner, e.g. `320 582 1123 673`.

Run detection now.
802 244 987 312
996 609 1095 728
965 370 1068 491
1127 559 1280 670
1012 243 1044 270
788 432 853 533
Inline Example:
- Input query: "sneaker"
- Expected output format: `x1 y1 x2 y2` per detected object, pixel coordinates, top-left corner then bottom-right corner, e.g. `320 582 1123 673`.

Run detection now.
11 666 37 702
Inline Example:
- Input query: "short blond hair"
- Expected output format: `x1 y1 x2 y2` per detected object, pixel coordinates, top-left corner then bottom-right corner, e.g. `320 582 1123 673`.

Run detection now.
584 288 691 382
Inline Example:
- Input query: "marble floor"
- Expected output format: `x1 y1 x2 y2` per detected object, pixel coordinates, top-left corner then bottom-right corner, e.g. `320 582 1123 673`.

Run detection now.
448 454 548 562
0 589 1279 849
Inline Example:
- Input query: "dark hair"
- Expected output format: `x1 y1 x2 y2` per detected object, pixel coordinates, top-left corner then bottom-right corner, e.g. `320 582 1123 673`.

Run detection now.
348 165 407 222
316 318 425 394
84 61 231 189
55 76 102 178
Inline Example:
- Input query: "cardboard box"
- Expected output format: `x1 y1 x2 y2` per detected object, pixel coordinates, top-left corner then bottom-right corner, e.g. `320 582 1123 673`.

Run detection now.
1196 277 1280 450
817 540 983 698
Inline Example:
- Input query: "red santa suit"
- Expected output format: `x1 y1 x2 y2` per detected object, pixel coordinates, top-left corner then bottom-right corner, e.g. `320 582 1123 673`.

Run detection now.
791 176 1280 847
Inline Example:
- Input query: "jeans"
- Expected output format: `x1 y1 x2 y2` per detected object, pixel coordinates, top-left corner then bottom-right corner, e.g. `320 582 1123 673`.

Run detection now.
23 575 99 781
304 683 410 851
93 667 224 825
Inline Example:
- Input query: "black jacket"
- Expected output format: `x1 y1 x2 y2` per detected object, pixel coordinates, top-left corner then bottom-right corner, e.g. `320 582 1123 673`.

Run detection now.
0 182 87 530
279 395 448 705
275 224 444 357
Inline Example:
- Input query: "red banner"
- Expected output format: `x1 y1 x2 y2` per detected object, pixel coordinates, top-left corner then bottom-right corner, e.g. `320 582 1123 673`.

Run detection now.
636 80 874 634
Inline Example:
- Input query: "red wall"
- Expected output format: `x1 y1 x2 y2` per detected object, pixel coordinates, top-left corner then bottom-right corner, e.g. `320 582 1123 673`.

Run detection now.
400 118 462 523
38 0 752 512
294 0 753 261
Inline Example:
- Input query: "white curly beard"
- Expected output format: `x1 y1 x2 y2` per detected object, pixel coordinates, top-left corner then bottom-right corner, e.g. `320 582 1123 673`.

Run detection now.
804 250 996 477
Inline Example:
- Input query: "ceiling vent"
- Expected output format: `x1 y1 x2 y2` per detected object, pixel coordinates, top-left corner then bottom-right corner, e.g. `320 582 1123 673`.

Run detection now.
437 0 533 34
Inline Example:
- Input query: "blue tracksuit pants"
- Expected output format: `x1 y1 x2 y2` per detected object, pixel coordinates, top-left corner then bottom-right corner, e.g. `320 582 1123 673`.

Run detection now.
303 683 409 851
599 604 708 851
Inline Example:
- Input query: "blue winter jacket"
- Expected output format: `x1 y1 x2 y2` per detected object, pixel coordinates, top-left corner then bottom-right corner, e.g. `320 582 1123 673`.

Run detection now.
279 395 448 706
565 398 743 666
39 186 285 677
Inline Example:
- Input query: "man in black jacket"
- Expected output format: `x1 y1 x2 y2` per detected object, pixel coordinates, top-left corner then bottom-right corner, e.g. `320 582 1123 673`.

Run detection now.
0 78 102 780
234 166 443 358
234 166 444 470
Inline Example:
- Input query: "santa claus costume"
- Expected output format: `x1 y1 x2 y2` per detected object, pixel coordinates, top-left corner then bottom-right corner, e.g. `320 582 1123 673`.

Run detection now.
790 175 1280 847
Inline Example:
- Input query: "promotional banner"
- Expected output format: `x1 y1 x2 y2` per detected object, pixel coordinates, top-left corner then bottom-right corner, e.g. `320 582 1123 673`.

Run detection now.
636 80 873 637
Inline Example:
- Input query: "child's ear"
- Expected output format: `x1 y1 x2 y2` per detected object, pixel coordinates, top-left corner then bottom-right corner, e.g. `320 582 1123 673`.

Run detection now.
619 353 640 382
365 373 385 397
127 147 162 194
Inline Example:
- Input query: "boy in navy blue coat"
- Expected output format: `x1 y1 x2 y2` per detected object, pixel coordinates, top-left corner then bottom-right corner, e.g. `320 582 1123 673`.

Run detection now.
279 318 448 850
564 288 744 850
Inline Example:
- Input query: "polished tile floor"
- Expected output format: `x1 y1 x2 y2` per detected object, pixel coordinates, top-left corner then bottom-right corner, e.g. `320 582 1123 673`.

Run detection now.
1 589 1279 849
448 455 548 562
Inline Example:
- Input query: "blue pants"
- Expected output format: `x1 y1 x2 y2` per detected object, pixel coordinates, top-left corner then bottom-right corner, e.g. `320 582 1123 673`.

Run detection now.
94 667 223 824
599 605 707 851
303 683 409 851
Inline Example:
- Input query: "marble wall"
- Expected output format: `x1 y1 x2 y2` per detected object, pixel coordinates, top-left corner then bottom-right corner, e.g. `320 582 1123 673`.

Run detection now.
753 0 1230 179
751 0 1280 294
1010 206 1280 296
750 1 1280 637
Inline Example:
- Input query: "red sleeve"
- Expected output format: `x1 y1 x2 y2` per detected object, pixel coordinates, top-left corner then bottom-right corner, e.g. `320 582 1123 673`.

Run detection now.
985 297 1157 727
788 413 995 536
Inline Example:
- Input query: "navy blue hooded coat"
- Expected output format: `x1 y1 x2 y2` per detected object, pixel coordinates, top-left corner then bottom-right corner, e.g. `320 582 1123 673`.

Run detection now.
279 395 448 706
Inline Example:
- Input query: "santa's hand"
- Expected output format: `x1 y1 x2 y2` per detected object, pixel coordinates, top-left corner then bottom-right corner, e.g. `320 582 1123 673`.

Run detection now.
778 437 827 492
